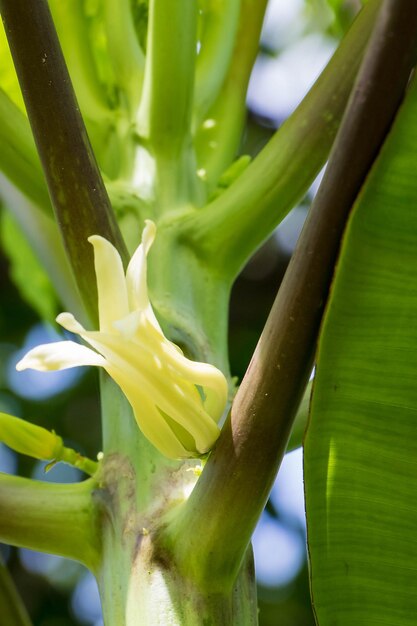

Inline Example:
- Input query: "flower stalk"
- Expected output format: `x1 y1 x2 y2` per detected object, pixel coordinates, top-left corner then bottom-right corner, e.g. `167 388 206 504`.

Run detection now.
164 0 417 592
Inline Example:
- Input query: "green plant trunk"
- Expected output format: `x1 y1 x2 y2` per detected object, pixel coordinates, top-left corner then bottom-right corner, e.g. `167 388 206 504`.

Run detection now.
96 413 257 625
98 530 257 625
97 372 257 626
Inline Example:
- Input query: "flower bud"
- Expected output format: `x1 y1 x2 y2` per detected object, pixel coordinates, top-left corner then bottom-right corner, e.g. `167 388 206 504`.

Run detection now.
0 412 63 460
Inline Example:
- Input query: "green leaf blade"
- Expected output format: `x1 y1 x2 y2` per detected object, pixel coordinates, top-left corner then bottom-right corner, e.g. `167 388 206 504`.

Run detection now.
305 75 417 625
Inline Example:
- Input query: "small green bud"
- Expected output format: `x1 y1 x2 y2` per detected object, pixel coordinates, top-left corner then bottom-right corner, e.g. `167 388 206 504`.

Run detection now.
209 155 252 201
0 412 99 476
217 154 251 189
0 412 63 460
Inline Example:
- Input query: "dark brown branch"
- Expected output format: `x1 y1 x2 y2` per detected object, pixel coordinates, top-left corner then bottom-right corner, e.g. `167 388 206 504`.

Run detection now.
168 0 417 591
0 0 128 321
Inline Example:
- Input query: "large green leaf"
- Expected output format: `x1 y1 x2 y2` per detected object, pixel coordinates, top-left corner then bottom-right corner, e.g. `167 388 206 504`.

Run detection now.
304 74 417 623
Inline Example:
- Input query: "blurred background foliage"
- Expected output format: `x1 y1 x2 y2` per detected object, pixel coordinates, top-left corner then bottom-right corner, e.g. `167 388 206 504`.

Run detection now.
0 0 361 624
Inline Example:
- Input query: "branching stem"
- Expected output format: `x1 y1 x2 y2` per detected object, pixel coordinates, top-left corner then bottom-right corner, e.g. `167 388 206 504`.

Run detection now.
194 0 269 189
136 0 200 210
0 474 101 572
166 0 417 591
186 0 382 279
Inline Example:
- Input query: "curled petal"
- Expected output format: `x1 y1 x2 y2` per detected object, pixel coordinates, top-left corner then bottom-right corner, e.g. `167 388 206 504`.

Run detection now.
112 310 142 339
160 397 220 455
56 313 109 361
130 394 191 459
56 312 86 335
126 220 156 312
88 235 129 331
116 370 216 458
161 344 228 422
16 341 106 372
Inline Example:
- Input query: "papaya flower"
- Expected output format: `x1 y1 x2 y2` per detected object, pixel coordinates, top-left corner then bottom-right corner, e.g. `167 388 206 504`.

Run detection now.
16 221 228 459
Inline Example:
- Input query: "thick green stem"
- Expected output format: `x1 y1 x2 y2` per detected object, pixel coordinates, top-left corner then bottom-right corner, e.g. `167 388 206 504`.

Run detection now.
166 0 417 592
0 557 32 626
193 0 240 125
0 0 128 322
195 0 268 190
136 0 201 210
97 375 179 625
48 0 112 122
0 474 101 571
100 375 176 513
97 376 257 625
186 0 382 279
148 221 230 371
104 0 144 117
137 0 196 156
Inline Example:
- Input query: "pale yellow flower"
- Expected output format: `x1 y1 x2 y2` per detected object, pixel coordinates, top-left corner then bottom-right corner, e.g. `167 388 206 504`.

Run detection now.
16 221 228 459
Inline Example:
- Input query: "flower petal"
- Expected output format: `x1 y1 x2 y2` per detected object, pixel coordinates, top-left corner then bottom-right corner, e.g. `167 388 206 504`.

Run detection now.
158 397 220 454
123 386 191 459
126 220 156 311
88 235 129 331
112 310 142 339
56 308 226 454
56 313 109 360
16 341 106 372
56 312 86 335
100 337 220 454
160 341 229 422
